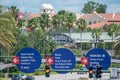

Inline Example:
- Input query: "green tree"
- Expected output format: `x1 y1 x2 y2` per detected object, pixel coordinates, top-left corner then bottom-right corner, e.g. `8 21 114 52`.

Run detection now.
66 12 76 32
81 1 107 13
106 23 120 56
39 13 51 32
57 10 68 32
27 17 41 47
0 5 2 13
114 36 120 58
12 28 29 55
91 28 102 48
52 14 62 33
28 17 40 29
39 13 51 57
10 6 19 21
66 12 76 45
107 24 119 38
17 19 26 28
76 19 87 50
0 12 16 50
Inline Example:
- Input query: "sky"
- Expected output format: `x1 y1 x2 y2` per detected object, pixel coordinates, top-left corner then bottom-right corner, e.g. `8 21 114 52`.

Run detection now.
1 0 120 13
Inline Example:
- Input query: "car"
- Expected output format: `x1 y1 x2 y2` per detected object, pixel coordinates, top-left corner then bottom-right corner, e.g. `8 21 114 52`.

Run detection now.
11 74 22 80
117 66 120 71
20 74 27 80
25 76 35 80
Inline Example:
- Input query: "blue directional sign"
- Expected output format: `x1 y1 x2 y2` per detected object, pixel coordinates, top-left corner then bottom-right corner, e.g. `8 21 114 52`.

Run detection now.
16 47 42 73
51 48 76 74
85 48 111 70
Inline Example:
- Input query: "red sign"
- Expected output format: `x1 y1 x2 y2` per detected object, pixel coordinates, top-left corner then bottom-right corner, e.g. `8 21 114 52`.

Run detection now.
12 56 20 64
46 57 54 65
81 57 88 65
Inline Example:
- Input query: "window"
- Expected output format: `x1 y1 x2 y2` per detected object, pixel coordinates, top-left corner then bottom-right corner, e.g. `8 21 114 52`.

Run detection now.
94 21 96 24
89 21 92 25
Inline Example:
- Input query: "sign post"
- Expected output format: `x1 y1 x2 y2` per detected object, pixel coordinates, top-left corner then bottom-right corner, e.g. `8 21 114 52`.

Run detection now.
15 47 42 73
46 57 54 65
85 48 111 70
51 48 76 74
81 57 88 65
110 68 118 79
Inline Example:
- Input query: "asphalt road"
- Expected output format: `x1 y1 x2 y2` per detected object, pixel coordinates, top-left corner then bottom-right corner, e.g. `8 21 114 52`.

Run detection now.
8 72 120 80
33 72 116 80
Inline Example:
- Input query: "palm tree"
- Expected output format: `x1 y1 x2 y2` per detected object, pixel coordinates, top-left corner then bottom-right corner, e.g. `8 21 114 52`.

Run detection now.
28 17 40 29
52 14 62 33
39 13 51 33
39 13 51 58
107 23 120 56
17 19 26 28
27 17 40 47
10 6 19 21
66 12 76 46
0 5 2 13
0 12 16 50
114 36 120 58
91 28 102 48
76 18 87 50
57 10 68 33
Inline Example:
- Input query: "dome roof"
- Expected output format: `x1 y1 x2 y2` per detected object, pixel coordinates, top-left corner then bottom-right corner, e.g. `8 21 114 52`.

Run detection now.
41 3 53 9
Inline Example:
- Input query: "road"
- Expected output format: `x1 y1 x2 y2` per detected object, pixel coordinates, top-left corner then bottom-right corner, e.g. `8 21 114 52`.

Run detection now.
7 72 120 80
33 72 119 80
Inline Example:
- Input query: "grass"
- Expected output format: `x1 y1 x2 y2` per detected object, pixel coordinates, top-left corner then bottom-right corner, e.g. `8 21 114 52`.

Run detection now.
0 78 6 80
111 63 120 67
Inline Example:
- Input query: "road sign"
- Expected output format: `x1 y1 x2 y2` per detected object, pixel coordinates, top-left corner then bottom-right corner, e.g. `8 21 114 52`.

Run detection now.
110 68 118 78
81 57 88 65
12 56 20 64
51 48 76 74
46 57 54 65
16 47 42 73
85 48 111 70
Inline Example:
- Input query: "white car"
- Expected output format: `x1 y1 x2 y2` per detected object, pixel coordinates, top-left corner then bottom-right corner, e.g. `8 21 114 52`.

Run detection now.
20 74 27 80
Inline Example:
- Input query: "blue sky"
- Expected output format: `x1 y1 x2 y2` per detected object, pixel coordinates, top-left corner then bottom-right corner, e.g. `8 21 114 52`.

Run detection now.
1 0 120 13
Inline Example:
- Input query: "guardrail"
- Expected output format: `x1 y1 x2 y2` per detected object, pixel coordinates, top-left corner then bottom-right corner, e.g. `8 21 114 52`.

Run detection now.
37 69 120 73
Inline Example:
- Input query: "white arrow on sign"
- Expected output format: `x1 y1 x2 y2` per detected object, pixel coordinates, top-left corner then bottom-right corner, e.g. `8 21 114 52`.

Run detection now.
13 57 19 63
81 57 88 65
46 57 54 65
48 58 53 63
82 59 87 63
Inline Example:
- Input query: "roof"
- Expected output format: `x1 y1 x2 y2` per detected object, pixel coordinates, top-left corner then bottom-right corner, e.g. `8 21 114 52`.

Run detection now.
79 14 92 19
29 13 40 18
79 12 120 21
88 21 120 28
88 22 107 28
63 32 116 43
100 13 120 21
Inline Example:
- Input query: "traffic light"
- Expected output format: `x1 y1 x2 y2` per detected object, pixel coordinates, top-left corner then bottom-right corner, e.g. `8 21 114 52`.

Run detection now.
45 65 50 77
96 66 102 78
89 66 93 78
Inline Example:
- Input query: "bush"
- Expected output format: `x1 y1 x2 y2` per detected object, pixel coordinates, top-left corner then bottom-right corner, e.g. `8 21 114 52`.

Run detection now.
34 71 44 75
8 73 15 77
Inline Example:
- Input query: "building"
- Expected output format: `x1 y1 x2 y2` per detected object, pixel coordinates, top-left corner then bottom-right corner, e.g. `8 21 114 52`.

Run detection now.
40 3 54 14
78 11 120 28
27 3 55 20
27 4 120 29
